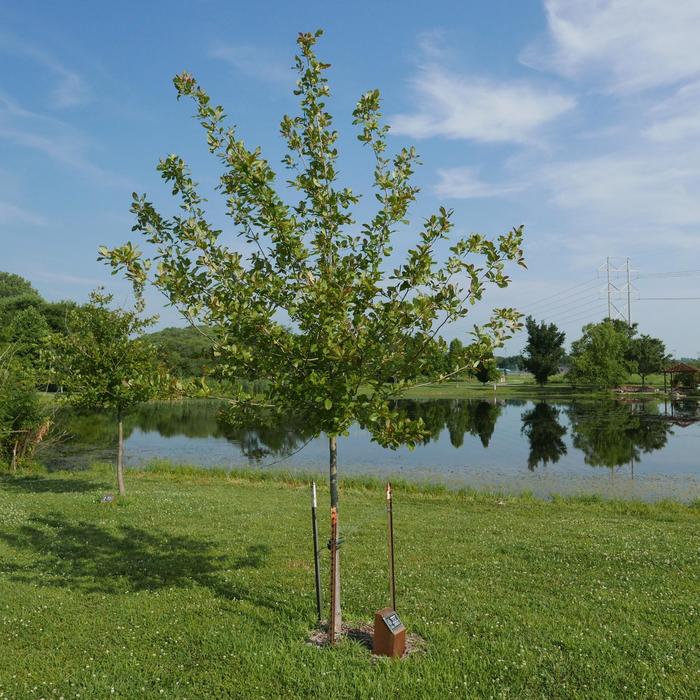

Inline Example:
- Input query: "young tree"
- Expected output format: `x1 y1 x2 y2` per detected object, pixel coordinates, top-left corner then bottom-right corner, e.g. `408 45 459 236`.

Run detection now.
521 316 566 385
568 320 633 390
101 30 525 639
52 291 168 496
0 346 48 470
473 355 501 385
628 334 667 386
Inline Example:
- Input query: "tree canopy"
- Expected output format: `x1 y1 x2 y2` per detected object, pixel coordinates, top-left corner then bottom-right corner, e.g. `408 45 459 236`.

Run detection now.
100 29 526 638
568 320 633 389
521 316 566 385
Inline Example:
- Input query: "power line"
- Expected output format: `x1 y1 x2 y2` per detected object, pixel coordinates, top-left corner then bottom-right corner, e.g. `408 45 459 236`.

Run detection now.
639 296 700 301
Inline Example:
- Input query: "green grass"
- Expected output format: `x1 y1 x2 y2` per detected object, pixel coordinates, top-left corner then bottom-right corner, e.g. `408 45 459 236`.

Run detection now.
404 379 610 400
1 464 698 699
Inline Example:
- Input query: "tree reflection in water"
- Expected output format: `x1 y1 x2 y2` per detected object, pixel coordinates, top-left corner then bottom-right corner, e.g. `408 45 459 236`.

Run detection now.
566 400 673 468
46 396 690 473
520 402 567 470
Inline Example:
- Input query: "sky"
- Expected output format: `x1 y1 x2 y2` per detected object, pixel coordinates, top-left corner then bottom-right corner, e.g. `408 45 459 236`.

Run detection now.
1 0 699 356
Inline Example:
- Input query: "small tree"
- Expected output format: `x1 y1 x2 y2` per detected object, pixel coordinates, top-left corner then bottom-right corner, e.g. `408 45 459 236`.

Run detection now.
0 347 48 470
568 320 633 390
101 30 525 638
52 291 168 496
628 334 667 386
473 356 501 385
521 316 566 385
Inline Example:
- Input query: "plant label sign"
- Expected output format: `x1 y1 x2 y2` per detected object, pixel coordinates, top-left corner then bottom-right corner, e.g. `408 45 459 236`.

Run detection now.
373 607 406 658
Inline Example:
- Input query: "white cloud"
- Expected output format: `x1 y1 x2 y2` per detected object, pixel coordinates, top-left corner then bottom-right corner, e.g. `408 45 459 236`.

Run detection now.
0 32 88 108
0 91 129 187
0 201 47 226
391 64 574 143
523 0 700 93
210 44 291 85
643 81 700 142
540 151 700 229
435 167 523 199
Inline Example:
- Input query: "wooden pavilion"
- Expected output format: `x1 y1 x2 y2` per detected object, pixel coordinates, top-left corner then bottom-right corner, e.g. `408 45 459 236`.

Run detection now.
662 362 700 392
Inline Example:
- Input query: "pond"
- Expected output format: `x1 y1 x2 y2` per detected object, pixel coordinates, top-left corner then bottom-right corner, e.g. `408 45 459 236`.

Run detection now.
44 397 700 502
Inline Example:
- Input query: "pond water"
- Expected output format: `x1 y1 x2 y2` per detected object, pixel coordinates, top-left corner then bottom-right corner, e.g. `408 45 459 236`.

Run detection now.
44 397 700 502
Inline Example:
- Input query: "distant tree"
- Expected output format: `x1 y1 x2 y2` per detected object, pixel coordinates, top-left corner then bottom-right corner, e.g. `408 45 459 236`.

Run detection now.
0 272 40 300
446 338 467 377
495 354 522 371
628 334 668 386
521 316 566 385
145 325 215 377
0 348 48 470
473 356 501 385
7 306 51 375
52 290 170 496
568 320 633 390
100 31 525 638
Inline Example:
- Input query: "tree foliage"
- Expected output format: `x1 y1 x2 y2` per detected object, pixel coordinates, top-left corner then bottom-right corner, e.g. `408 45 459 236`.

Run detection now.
473 356 501 385
568 320 633 390
102 30 525 446
521 316 566 385
51 291 170 495
628 334 668 386
100 30 525 635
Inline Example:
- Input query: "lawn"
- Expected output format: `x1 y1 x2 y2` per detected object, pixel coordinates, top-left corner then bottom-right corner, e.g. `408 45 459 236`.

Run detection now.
0 464 698 699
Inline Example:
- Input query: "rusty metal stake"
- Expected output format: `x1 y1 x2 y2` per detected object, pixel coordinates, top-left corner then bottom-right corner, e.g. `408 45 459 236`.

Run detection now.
311 482 322 623
386 482 396 611
329 505 339 643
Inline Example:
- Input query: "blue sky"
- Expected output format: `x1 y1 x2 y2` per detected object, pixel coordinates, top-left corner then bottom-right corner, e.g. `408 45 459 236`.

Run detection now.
1 0 699 356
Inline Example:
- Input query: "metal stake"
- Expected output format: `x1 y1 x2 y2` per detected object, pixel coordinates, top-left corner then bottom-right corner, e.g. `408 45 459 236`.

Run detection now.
386 482 396 611
329 506 339 643
311 482 322 624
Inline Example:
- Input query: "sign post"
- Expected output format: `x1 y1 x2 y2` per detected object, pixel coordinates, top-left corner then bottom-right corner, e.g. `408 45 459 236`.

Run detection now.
373 482 406 657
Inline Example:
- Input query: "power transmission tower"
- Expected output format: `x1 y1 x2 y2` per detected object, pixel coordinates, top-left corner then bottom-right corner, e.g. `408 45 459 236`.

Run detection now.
599 257 637 326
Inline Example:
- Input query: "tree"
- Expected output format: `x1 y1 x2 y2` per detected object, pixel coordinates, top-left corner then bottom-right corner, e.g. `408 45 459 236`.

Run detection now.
101 30 525 639
0 272 40 301
473 356 501 385
628 334 667 386
0 347 49 470
52 290 169 496
521 316 566 385
568 320 633 390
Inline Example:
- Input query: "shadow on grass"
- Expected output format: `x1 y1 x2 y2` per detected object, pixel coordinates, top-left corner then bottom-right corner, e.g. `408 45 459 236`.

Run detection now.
0 514 277 612
0 474 108 494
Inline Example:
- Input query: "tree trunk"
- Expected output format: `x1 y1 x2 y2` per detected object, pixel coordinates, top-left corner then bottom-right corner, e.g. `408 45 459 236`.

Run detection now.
328 435 341 641
11 441 18 472
117 414 126 497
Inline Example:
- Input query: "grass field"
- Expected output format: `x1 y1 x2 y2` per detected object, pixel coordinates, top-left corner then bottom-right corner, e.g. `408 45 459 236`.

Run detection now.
1 464 698 699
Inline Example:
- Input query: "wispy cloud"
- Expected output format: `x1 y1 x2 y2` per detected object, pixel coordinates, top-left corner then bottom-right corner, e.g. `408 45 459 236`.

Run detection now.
435 167 524 199
0 31 88 108
209 43 291 85
0 201 47 226
522 0 700 94
0 90 129 187
540 150 700 227
391 52 574 143
33 271 105 286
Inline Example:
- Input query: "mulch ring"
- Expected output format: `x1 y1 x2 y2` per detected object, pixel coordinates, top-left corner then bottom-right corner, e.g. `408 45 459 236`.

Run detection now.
307 621 426 658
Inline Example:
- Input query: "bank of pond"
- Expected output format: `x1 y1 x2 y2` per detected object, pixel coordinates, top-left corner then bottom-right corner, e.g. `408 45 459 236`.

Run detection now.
40 397 700 503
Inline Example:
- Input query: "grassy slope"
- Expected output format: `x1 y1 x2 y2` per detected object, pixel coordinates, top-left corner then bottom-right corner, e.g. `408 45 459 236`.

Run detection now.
0 465 698 699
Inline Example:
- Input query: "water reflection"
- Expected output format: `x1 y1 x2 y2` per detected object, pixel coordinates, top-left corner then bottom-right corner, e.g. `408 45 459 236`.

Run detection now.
46 397 700 482
521 403 567 470
567 401 673 468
